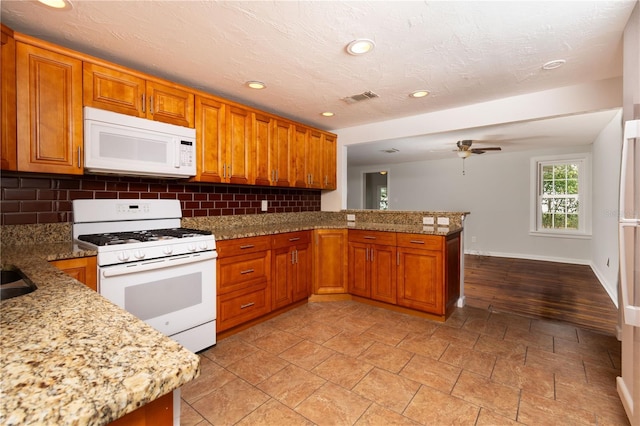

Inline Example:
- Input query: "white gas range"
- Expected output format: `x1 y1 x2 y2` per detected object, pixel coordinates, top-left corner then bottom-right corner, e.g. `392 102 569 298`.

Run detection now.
73 199 217 353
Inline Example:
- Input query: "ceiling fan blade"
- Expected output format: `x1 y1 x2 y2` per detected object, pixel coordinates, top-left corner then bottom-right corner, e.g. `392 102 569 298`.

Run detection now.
470 149 486 154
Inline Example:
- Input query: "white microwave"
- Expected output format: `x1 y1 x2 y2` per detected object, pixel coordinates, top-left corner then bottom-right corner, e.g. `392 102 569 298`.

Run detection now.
83 106 196 178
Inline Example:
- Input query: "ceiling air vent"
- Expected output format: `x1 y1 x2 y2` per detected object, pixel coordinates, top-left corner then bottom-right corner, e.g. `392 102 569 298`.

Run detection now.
380 148 399 154
341 91 379 104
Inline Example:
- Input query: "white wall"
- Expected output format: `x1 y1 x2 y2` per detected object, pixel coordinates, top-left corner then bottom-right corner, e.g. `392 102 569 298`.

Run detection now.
348 144 597 264
591 110 623 304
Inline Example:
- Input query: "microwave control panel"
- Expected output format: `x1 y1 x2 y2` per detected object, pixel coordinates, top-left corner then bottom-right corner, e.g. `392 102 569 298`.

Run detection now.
179 140 195 167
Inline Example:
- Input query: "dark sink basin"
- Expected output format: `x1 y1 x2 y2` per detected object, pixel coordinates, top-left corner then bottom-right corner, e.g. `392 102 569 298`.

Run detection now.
1 268 37 300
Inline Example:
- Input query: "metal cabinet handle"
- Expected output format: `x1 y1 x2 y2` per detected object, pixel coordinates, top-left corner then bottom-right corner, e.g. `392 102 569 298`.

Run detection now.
397 251 400 265
291 251 295 264
410 240 425 244
295 249 298 264
275 169 279 181
141 94 145 113
240 269 255 275
363 236 376 240
366 247 369 261
77 147 82 168
289 237 300 242
239 244 255 249
371 248 374 262
149 95 154 114
240 302 255 309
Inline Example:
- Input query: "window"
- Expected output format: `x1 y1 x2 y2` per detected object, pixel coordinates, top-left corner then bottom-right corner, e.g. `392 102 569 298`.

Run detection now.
378 185 388 210
530 154 591 237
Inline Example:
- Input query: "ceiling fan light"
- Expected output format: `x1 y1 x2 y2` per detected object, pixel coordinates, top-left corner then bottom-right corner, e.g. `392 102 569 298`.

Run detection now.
457 150 471 159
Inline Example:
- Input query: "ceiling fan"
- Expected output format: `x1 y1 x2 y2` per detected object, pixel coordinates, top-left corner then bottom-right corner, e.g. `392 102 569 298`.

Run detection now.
454 140 502 158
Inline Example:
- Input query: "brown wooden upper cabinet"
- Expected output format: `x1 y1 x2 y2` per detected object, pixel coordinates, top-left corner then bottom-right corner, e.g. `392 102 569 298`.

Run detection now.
83 62 195 128
253 114 293 187
16 40 83 174
322 134 337 190
1 24 17 171
293 125 324 189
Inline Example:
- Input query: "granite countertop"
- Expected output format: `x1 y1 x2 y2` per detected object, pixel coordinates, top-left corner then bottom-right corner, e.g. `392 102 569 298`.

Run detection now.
0 243 200 426
193 220 463 241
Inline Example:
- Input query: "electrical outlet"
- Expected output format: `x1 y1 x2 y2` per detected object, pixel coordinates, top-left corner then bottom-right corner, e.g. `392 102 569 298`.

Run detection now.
347 214 356 221
261 200 268 212
437 217 449 225
423 216 434 225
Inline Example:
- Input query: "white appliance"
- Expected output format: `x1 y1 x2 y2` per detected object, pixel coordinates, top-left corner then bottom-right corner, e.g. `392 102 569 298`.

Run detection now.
72 199 217 353
83 106 196 178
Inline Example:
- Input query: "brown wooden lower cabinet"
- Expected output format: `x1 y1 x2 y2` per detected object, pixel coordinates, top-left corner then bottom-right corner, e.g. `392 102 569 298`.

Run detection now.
312 229 348 294
347 230 397 303
216 236 272 333
49 256 97 291
108 391 172 426
272 231 311 310
396 232 460 316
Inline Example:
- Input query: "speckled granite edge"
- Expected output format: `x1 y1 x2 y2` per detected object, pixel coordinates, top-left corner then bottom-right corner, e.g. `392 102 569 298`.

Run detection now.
0 246 200 426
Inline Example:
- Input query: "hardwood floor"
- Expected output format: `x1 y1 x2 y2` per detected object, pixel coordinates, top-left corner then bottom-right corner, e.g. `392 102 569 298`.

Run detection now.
463 254 619 336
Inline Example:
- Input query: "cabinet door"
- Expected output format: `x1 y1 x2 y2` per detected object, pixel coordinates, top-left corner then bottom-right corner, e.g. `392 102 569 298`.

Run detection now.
1 25 17 171
370 244 397 304
194 95 225 182
253 112 273 186
272 245 293 309
292 125 308 188
272 119 292 187
16 42 83 174
312 229 348 294
83 62 146 117
292 242 310 302
226 105 252 184
146 80 194 128
306 130 323 188
322 134 337 190
50 257 97 291
348 241 370 298
397 247 444 314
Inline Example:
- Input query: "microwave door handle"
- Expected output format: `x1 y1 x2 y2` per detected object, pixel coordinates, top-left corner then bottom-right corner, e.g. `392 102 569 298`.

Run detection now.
101 251 217 277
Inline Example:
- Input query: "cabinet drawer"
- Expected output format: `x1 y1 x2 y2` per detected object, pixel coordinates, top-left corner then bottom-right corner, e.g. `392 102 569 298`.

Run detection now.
396 233 443 250
218 251 270 294
272 231 310 248
218 285 270 332
216 236 271 257
348 230 396 246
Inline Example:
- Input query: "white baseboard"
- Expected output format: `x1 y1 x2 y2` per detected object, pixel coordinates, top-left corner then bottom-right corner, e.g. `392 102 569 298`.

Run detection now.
464 249 591 265
590 262 618 307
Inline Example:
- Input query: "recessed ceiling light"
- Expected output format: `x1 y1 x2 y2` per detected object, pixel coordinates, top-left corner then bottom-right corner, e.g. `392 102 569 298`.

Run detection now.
321 112 334 117
380 171 387 175
410 90 430 98
246 81 266 90
37 0 73 9
541 59 566 70
346 39 375 55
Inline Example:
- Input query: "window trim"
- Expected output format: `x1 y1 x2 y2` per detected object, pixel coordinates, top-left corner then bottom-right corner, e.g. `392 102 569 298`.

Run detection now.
529 153 592 238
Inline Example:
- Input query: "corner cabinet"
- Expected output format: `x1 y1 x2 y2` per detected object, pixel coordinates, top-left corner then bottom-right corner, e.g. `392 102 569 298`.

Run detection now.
16 40 83 174
312 229 348 294
83 61 195 128
396 232 460 316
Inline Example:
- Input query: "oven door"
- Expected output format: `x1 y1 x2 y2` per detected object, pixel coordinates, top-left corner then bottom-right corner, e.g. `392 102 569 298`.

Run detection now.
99 251 216 339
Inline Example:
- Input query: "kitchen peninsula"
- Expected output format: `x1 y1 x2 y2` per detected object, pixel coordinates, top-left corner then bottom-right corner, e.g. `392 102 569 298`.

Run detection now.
0 209 465 424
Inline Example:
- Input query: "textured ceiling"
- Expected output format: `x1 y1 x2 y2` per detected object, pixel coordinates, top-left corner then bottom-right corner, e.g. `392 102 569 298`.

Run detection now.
1 0 636 164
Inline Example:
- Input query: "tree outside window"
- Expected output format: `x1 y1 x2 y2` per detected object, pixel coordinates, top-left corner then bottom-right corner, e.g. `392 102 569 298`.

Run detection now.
540 163 580 230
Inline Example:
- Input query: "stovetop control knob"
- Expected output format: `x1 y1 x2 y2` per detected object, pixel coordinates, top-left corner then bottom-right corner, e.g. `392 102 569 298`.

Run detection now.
133 250 145 259
199 242 209 250
187 243 196 252
163 246 173 255
117 251 130 262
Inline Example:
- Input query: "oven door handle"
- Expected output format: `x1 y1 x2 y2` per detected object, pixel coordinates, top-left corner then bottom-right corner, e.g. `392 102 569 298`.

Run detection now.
101 251 217 277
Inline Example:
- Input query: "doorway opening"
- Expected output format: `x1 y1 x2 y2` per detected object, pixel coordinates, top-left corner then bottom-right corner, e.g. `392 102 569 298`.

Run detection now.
364 171 388 210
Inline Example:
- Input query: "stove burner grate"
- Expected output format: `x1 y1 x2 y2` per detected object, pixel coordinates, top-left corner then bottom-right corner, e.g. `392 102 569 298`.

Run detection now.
78 228 212 246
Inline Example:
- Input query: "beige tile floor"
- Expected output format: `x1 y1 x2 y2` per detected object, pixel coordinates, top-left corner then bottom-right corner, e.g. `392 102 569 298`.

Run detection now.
180 301 630 425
